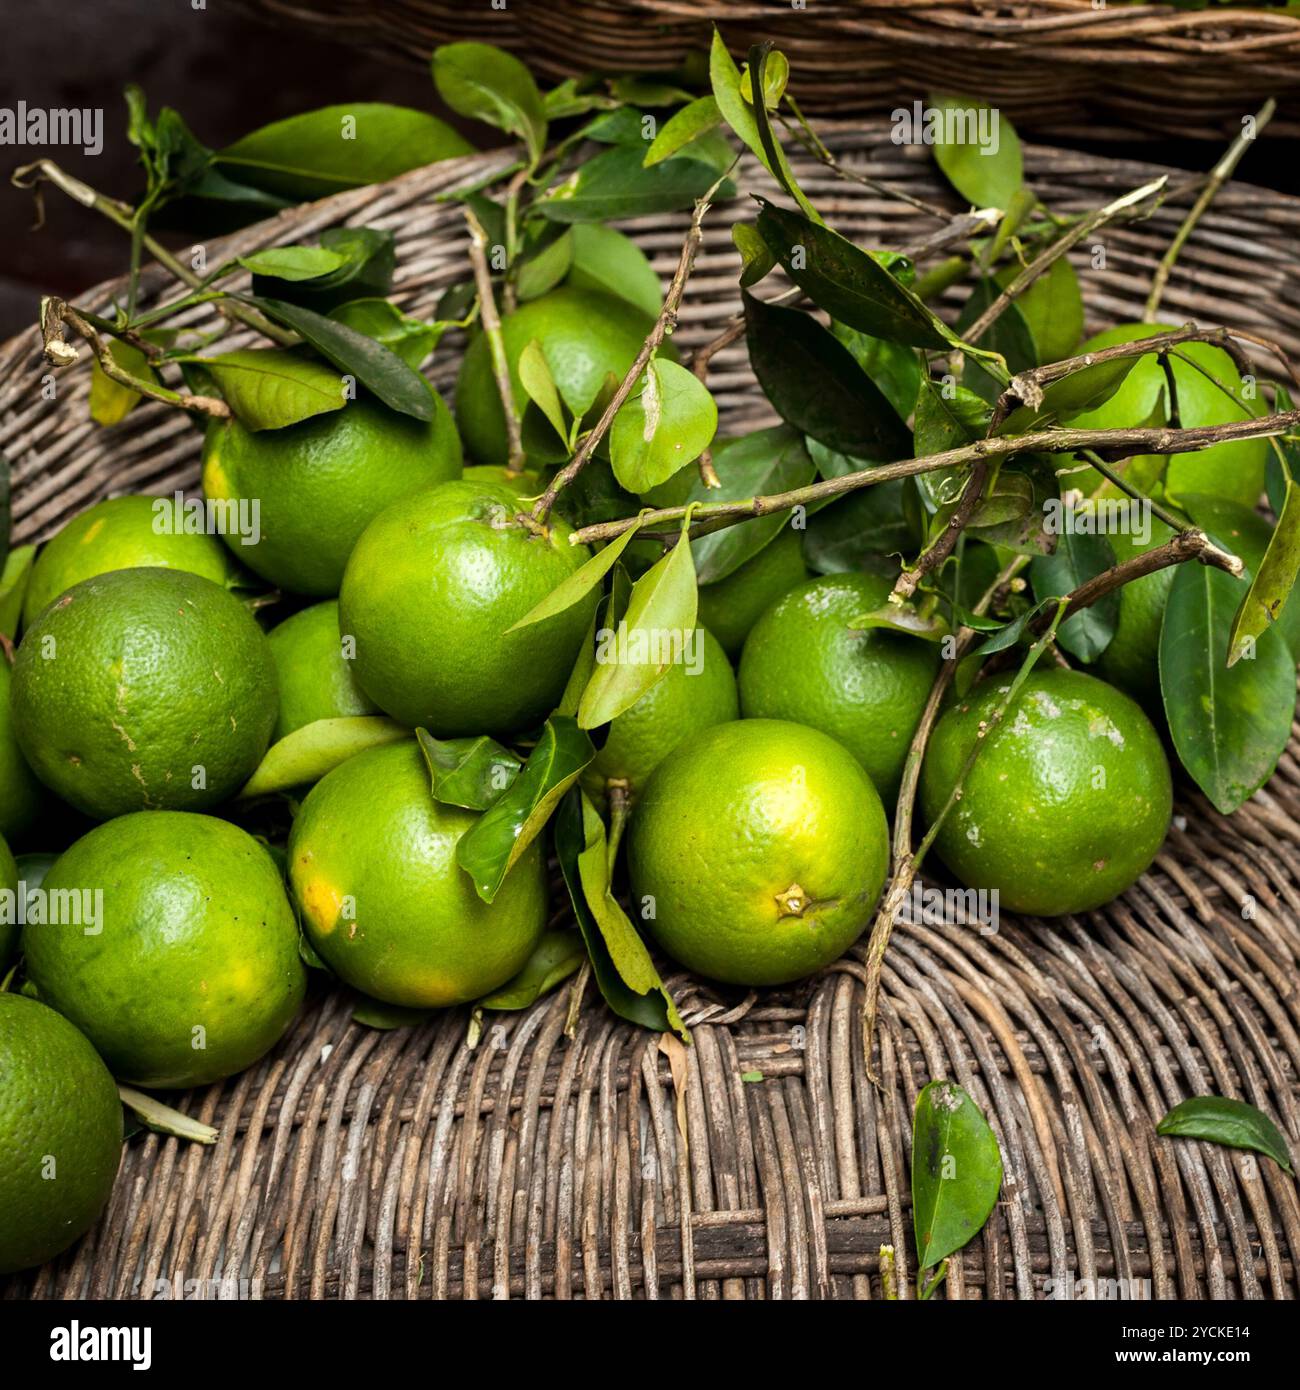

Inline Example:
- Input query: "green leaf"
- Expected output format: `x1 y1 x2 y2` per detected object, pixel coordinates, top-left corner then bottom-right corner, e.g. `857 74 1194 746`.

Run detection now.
117 1087 218 1145
851 601 949 641
218 104 473 200
507 517 645 633
236 245 345 281
251 227 396 312
733 222 775 289
543 77 617 121
555 789 688 1038
998 253 1083 364
610 359 718 493
1029 529 1118 661
1160 561 1296 814
237 716 409 799
644 95 722 167
432 42 547 164
943 457 1057 557
911 1079 1004 1274
329 298 442 368
0 544 35 639
516 338 569 447
416 728 522 811
831 323 923 421
479 928 586 1011
677 426 815 583
577 515 699 728
567 224 663 319
956 279 1036 404
456 716 595 903
740 49 789 107
913 378 990 511
515 225 574 303
352 998 435 1031
89 338 158 427
246 296 434 422
998 358 1138 434
801 484 920 574
756 201 950 351
743 290 912 461
196 347 346 431
929 95 1023 210
1157 1096 1295 1175
533 142 725 224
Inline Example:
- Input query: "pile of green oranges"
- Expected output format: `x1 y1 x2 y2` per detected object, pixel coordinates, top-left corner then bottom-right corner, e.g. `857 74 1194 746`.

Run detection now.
0 285 1176 1275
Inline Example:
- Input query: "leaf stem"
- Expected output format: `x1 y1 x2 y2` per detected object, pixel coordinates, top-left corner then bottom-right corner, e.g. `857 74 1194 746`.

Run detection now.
1077 450 1187 534
464 205 526 473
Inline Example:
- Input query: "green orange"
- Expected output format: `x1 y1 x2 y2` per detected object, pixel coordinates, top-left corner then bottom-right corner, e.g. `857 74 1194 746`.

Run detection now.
697 525 811 659
201 387 462 597
339 479 597 737
920 668 1172 917
739 571 941 805
1092 517 1176 706
24 811 305 1088
0 659 45 842
0 833 17 969
10 569 278 820
581 626 738 810
22 494 246 630
288 739 547 1007
0 994 123 1274
627 719 889 986
267 601 378 741
454 287 655 464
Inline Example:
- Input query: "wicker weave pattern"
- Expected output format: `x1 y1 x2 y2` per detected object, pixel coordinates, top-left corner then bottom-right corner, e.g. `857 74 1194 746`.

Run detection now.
1 134 1299 1298
236 0 1300 140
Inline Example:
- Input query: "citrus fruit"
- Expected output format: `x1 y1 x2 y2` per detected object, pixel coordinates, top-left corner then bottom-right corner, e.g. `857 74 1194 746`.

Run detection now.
0 833 17 969
0 994 122 1274
1092 517 1175 705
201 387 462 597
627 719 889 986
267 601 378 741
1068 323 1266 509
920 668 1172 917
22 494 245 629
697 525 811 659
10 568 278 820
339 479 597 736
454 287 655 464
738 571 941 804
0 659 45 842
462 463 547 497
24 811 306 1088
580 626 738 810
288 739 547 1007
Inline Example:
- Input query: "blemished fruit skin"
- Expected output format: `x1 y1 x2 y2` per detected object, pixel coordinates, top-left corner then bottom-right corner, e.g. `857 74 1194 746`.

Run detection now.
288 740 548 1008
0 660 45 842
738 571 941 806
339 479 597 737
920 669 1173 917
1068 323 1266 509
0 833 17 969
201 387 462 597
580 627 739 810
267 600 378 741
454 287 655 465
627 719 890 986
22 494 244 630
10 568 278 821
24 812 306 1089
697 525 811 660
0 994 123 1274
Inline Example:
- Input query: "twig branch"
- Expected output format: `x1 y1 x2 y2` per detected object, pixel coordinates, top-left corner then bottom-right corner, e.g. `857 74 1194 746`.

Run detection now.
1144 99 1276 323
464 206 525 474
892 459 990 602
533 164 734 522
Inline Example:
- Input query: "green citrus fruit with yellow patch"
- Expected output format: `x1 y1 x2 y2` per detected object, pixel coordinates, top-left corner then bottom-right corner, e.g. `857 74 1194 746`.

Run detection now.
24 811 305 1089
22 494 246 630
288 739 547 1007
739 571 941 805
0 994 123 1274
0 660 45 843
10 568 278 820
201 387 461 597
1068 323 1266 509
339 479 597 737
581 626 738 811
697 525 811 660
454 287 655 464
627 719 889 986
267 600 378 741
920 668 1172 917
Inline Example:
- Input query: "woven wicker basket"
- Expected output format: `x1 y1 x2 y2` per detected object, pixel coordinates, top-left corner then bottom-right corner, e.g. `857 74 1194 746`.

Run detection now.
237 0 1300 141
3 129 1300 1300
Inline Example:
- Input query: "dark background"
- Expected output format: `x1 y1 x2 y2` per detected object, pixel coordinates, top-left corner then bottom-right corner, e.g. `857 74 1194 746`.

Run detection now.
0 0 1296 343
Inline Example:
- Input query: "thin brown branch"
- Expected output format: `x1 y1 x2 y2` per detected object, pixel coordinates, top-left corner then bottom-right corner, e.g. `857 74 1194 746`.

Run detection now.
464 206 525 473
892 458 990 602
